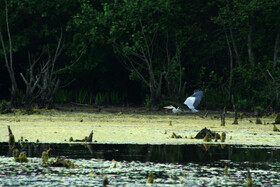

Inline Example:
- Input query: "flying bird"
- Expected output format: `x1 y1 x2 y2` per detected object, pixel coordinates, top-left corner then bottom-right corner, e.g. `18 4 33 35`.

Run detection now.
164 90 203 114
184 90 203 113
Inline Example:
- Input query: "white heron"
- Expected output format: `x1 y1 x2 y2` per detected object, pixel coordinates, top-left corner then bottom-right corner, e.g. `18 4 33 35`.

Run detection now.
163 105 183 114
164 90 203 114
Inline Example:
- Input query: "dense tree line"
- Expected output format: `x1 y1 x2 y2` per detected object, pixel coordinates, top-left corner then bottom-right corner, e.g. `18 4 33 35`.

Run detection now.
0 0 280 111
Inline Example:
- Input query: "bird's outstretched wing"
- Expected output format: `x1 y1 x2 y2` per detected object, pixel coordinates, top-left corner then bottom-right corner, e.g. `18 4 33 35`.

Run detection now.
184 90 203 113
192 90 203 107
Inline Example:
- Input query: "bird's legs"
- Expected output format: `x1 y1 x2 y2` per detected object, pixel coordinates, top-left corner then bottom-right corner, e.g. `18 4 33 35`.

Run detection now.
195 112 205 118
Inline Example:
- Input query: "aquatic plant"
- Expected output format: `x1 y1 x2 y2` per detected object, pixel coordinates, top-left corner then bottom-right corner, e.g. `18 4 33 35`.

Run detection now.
12 149 19 157
112 159 117 168
41 148 52 164
221 119 225 126
47 157 76 168
214 133 220 142
224 165 228 175
171 132 182 139
169 121 172 126
256 117 262 124
212 115 219 119
103 176 109 185
146 172 154 183
8 126 15 150
112 163 116 168
221 132 226 142
100 171 104 177
18 138 23 148
89 170 95 177
203 134 211 142
273 124 280 132
14 151 29 162
239 112 245 119
246 170 253 186
232 118 238 124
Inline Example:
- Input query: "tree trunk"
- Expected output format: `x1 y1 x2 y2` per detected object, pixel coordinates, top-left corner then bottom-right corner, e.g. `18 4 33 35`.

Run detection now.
220 14 233 98
248 25 255 65
273 26 280 68
0 0 19 107
148 65 161 105
229 26 240 66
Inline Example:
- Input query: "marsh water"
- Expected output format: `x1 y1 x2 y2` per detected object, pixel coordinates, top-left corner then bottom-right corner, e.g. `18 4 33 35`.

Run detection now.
0 142 279 186
1 107 280 186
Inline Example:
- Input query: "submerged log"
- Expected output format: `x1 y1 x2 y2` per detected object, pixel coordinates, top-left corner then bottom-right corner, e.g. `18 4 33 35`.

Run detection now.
71 130 94 142
86 130 93 142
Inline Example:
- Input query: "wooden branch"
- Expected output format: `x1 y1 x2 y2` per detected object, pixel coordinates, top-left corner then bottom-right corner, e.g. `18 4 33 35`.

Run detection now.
267 69 279 104
220 14 233 97
229 26 240 66
0 31 9 71
0 0 18 103
52 29 64 69
55 43 88 74
20 73 28 85
4 0 13 71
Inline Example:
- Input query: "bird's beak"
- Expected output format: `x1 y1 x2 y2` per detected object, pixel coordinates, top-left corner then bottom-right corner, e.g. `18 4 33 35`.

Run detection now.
163 106 168 109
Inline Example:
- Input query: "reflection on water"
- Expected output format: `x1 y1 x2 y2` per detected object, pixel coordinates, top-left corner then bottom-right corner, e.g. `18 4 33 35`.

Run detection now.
0 142 279 186
0 156 279 186
1 142 279 163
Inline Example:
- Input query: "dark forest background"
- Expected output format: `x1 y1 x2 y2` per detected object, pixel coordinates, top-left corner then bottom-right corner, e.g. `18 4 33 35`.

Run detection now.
1 0 280 112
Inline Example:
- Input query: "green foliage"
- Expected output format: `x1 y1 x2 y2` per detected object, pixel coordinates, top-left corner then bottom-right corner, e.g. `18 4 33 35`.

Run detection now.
99 0 203 104
55 89 93 104
1 0 280 110
55 89 125 105
144 95 152 108
0 100 11 108
94 91 125 105
232 63 274 110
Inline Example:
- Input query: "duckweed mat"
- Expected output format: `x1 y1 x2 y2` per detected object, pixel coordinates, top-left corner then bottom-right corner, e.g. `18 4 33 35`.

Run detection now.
0 106 280 146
